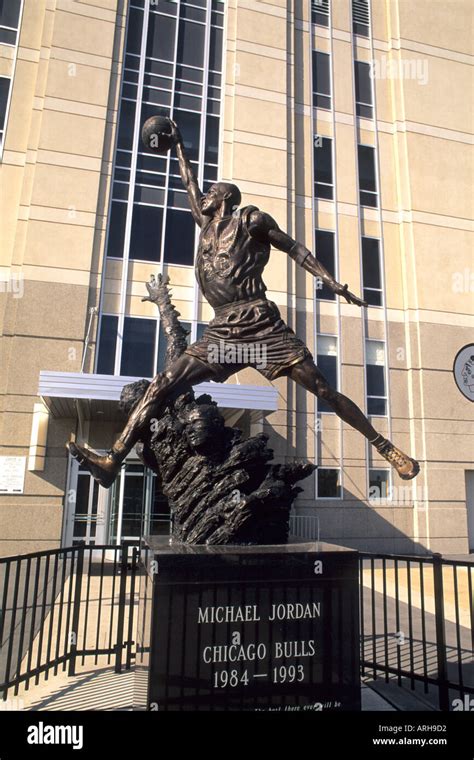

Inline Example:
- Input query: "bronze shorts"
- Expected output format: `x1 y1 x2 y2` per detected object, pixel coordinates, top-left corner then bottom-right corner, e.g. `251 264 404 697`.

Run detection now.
184 298 313 382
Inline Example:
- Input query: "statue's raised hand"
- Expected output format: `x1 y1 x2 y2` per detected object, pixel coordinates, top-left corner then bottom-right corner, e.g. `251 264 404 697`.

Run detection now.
169 118 183 147
142 274 170 305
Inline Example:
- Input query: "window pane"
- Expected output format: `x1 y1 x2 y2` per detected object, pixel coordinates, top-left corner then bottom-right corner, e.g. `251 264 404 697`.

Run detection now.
362 237 381 289
314 137 332 185
0 77 10 131
318 469 341 498
366 340 384 366
75 475 90 515
369 470 390 499
315 183 333 200
121 472 145 537
367 397 386 415
0 0 21 29
360 190 378 208
147 12 176 60
316 94 331 110
0 28 16 44
130 204 163 261
164 208 196 265
312 0 329 26
205 115 219 165
117 99 136 151
364 289 382 306
174 108 200 161
209 25 223 71
125 6 143 56
366 365 385 397
97 315 118 375
354 61 372 106
107 202 127 258
353 21 369 37
357 103 373 119
313 51 330 98
317 336 338 413
315 230 335 300
121 317 156 377
177 19 205 68
196 322 208 341
358 145 376 191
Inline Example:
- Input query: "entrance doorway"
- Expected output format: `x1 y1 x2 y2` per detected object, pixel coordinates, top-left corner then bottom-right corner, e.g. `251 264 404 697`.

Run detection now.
63 455 170 546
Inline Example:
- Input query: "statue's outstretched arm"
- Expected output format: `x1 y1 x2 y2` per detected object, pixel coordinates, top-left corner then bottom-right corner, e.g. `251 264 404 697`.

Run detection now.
248 210 367 308
170 119 204 228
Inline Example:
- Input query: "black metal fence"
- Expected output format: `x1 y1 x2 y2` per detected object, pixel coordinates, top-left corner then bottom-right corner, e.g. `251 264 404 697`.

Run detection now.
1 541 473 711
360 552 474 710
0 542 138 700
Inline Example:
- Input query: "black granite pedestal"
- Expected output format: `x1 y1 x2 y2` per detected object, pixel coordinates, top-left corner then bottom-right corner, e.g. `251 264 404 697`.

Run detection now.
134 538 361 712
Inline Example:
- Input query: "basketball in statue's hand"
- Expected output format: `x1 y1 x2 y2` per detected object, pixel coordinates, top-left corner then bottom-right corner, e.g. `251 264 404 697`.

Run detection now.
141 115 173 154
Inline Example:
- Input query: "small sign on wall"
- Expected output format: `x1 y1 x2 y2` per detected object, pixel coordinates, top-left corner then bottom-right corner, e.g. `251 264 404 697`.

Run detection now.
453 344 474 403
0 456 26 494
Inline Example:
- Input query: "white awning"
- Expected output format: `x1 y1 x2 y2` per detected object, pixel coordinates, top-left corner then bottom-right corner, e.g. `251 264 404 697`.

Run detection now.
38 371 278 421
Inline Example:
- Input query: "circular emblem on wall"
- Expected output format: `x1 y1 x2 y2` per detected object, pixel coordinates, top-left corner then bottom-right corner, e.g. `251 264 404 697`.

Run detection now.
453 343 474 402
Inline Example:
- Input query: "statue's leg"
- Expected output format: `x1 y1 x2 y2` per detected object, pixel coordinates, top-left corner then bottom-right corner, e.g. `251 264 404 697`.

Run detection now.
287 357 420 480
67 354 217 487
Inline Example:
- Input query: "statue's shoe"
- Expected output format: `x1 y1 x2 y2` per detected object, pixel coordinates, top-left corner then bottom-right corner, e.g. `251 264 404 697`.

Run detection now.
66 442 121 489
375 437 420 480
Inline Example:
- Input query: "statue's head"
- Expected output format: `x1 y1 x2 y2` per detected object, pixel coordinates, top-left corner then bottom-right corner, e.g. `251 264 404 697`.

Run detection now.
182 402 226 454
201 182 241 217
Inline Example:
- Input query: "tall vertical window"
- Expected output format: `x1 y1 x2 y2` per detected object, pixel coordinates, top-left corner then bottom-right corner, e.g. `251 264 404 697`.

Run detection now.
0 0 23 153
96 315 118 375
316 336 338 413
358 145 378 207
97 0 224 376
315 230 336 301
311 0 330 27
366 340 387 415
352 0 370 37
0 0 22 45
121 317 156 378
354 61 373 119
107 0 224 266
362 237 382 306
313 51 331 110
314 137 333 200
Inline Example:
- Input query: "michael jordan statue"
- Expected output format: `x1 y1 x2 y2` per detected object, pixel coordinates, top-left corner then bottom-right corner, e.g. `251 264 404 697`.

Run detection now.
68 118 419 486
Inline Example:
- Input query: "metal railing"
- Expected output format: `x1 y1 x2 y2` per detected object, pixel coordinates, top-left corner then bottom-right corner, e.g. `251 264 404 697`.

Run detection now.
360 552 474 710
0 542 138 700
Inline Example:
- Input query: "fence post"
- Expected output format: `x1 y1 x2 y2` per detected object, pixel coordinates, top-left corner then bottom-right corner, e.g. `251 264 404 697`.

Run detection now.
115 541 129 674
68 543 85 677
433 553 449 711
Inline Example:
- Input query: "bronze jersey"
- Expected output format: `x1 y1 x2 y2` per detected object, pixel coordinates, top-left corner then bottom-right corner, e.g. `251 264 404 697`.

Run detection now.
195 205 270 309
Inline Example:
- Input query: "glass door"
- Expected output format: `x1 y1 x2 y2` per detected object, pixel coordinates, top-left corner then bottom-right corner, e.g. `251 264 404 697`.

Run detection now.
107 460 171 544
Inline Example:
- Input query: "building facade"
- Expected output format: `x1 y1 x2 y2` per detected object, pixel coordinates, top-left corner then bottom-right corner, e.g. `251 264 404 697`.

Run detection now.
0 0 473 556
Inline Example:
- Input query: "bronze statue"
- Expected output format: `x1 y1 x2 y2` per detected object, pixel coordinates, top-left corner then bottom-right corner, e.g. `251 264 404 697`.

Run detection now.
116 274 315 544
68 118 419 488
